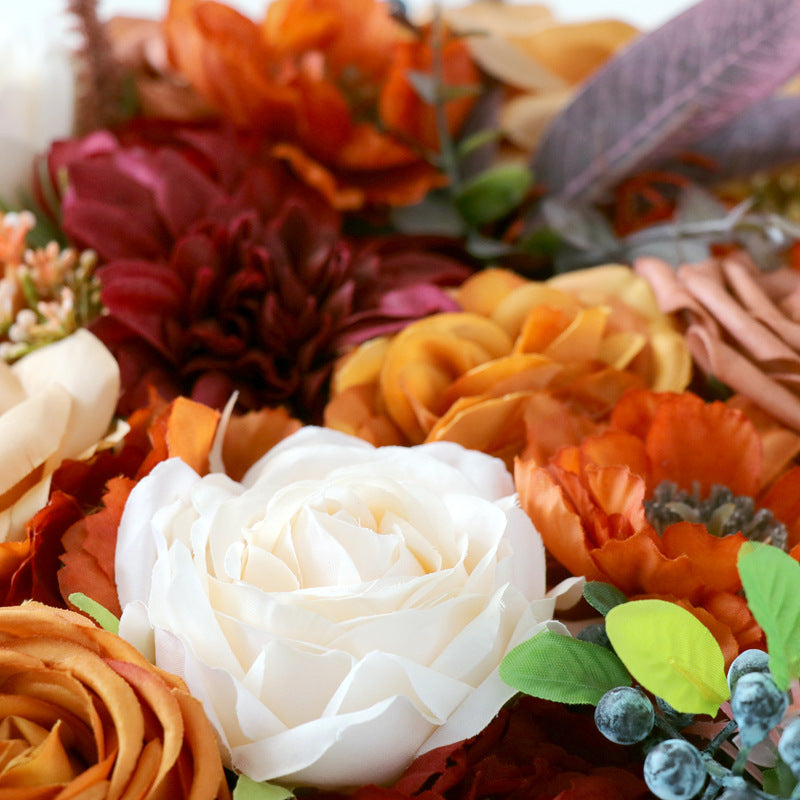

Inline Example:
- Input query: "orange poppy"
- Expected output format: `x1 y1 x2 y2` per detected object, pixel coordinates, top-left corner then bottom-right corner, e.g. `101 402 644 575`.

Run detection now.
164 0 479 208
515 388 800 663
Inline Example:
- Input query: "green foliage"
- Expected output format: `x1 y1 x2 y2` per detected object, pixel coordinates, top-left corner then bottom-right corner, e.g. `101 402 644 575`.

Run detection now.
455 164 533 227
605 600 729 716
583 581 628 616
738 542 800 690
68 593 120 635
233 776 294 800
499 629 631 705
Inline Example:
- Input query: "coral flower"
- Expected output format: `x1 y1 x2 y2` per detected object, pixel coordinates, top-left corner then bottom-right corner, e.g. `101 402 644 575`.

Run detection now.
325 265 690 466
515 388 800 663
162 0 480 208
45 120 471 418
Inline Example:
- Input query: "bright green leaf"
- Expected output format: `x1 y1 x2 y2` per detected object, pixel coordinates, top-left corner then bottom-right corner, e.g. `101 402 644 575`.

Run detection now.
738 542 800 690
233 776 294 800
499 629 631 705
605 599 729 716
583 582 628 616
68 593 120 635
455 164 533 226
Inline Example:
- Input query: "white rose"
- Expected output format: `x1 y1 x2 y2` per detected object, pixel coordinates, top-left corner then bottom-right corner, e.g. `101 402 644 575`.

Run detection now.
116 427 568 788
0 17 75 203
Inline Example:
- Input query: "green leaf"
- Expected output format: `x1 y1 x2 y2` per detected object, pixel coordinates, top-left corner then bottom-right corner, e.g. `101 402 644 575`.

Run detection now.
583 582 628 616
605 599 729 716
455 164 533 226
499 629 631 705
456 129 503 160
233 776 294 800
738 542 800 690
68 593 120 635
762 758 797 797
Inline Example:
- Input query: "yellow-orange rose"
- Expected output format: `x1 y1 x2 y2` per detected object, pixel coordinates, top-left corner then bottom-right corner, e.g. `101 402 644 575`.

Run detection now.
0 603 229 799
325 265 690 466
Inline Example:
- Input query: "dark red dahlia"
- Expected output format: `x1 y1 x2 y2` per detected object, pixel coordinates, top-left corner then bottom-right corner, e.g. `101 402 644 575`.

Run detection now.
46 120 472 419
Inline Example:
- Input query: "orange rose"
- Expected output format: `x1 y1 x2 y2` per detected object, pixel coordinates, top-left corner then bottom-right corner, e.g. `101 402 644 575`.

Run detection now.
0 603 229 798
325 265 690 466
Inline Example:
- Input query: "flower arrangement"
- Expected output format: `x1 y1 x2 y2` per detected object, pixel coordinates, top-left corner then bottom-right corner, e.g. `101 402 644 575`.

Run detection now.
1 0 800 797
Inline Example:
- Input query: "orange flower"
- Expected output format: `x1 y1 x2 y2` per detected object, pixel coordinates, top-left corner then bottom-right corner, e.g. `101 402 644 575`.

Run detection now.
0 603 229 799
163 0 479 208
325 265 691 466
515 389 800 663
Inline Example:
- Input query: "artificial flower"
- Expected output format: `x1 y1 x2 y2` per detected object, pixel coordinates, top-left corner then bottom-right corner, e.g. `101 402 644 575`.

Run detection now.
112 426 576 788
443 2 638 154
0 20 75 203
635 251 800 435
45 120 470 419
0 602 229 799
161 0 479 208
317 696 649 800
0 328 119 542
326 265 691 465
515 388 800 663
0 210 102 361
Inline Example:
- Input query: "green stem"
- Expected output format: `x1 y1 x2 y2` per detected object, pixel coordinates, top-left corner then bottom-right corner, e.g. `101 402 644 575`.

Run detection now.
731 744 752 776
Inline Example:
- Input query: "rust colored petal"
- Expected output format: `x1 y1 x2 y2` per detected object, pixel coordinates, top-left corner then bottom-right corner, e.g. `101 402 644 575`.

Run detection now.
59 477 136 618
514 458 603 581
643 393 763 497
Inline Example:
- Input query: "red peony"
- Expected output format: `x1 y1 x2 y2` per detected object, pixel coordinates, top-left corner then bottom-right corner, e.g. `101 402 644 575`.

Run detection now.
45 120 472 418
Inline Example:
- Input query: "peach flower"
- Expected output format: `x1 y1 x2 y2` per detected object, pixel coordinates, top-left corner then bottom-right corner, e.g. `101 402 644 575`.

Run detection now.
635 252 800 435
0 603 229 798
442 2 638 154
325 265 690 466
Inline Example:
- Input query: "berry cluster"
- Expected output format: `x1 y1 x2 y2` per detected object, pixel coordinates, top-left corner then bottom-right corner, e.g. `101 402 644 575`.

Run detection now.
594 648 800 799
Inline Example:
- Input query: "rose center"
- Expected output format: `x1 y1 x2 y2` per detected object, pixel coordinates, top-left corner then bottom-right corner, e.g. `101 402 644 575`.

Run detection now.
644 480 788 550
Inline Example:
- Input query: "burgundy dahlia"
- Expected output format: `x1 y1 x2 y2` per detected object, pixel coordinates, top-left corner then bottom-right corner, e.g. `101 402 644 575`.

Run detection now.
46 121 472 419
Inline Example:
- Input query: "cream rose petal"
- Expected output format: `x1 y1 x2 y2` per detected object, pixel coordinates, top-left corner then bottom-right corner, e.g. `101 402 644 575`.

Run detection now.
116 428 556 788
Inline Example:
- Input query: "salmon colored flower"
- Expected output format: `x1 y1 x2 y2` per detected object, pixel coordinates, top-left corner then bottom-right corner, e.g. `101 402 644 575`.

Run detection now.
0 603 229 799
325 265 691 466
635 251 800 435
515 388 800 663
163 0 480 208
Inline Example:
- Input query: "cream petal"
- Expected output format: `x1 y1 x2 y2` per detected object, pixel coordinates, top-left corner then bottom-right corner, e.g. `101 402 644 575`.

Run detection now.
11 329 119 459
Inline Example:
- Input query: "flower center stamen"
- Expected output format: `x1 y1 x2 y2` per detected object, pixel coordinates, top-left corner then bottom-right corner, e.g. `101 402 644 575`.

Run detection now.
644 480 788 550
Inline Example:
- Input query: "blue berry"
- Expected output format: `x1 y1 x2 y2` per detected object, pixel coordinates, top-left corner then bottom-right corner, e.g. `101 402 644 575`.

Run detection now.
643 739 706 800
727 649 770 694
731 672 789 749
778 716 800 778
595 686 655 744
